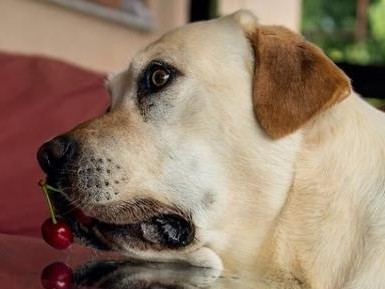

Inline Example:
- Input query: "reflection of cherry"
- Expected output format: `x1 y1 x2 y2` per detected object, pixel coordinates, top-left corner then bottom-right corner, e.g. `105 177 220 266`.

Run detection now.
41 218 73 250
41 262 73 289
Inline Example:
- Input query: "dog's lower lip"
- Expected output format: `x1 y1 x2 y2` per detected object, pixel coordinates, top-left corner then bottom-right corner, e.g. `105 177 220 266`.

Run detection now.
50 193 195 250
93 213 195 250
45 179 195 250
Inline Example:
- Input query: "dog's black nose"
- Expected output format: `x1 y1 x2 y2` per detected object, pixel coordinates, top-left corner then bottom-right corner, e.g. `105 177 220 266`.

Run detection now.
37 135 77 175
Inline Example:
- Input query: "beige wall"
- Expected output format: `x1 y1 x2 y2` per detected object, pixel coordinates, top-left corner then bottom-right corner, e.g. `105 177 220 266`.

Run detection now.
0 0 189 72
0 0 301 72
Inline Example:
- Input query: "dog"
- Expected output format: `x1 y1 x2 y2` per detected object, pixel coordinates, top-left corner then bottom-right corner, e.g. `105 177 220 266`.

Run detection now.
37 10 385 289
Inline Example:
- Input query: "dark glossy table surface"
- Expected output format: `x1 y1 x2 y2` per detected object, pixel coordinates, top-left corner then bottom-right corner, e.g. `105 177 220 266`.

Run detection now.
0 233 270 289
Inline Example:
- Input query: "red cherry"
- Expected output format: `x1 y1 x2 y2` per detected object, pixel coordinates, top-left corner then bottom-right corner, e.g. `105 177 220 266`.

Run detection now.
72 208 93 226
41 262 73 289
41 218 73 250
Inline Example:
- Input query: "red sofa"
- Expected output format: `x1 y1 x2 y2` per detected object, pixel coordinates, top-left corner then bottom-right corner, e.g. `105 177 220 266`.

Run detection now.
0 52 110 237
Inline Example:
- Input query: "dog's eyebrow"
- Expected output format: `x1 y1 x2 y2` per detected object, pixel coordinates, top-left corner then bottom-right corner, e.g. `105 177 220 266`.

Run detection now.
102 76 112 112
104 73 117 103
105 82 113 97
103 75 115 112
105 69 134 110
104 73 115 90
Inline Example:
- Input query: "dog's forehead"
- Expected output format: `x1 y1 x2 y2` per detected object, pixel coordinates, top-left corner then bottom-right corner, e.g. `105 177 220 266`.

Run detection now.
132 15 252 73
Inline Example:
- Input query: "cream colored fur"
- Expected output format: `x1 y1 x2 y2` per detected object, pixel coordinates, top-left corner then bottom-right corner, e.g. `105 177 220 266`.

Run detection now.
251 93 385 289
70 10 385 289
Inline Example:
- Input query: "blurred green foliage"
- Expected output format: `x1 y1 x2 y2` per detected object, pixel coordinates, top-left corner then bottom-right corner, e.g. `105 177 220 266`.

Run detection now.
302 0 385 64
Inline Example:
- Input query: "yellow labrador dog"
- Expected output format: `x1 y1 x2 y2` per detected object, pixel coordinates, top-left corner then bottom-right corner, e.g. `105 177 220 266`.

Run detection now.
37 10 385 289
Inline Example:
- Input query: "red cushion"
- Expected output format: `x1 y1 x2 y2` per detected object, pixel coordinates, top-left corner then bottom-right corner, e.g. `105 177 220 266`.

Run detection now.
0 52 110 237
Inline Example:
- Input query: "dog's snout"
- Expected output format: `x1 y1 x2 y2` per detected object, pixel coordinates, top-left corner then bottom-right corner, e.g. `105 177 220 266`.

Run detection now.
37 135 77 174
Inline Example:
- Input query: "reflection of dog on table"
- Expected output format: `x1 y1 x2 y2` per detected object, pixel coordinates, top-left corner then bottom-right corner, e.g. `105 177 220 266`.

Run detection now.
73 260 223 289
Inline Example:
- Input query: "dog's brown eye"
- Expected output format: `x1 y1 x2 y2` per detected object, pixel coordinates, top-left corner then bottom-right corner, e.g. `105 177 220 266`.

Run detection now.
137 60 181 104
151 68 170 88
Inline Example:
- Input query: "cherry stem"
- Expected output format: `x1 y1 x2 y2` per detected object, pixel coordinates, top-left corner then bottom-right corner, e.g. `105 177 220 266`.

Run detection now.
45 184 63 193
39 180 60 224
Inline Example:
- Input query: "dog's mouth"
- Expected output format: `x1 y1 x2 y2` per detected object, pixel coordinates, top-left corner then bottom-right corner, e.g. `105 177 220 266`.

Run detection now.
49 185 195 252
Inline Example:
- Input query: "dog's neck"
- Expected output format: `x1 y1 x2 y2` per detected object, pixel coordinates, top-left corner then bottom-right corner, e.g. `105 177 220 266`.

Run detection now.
263 93 385 288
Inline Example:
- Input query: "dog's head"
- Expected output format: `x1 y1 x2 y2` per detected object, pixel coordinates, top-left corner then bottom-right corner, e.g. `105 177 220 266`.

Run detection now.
37 11 350 269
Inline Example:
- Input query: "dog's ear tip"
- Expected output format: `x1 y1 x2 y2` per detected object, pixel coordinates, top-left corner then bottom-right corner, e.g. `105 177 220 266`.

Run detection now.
230 9 259 32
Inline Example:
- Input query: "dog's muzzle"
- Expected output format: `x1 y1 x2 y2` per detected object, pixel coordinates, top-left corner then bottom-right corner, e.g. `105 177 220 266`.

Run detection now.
36 135 195 252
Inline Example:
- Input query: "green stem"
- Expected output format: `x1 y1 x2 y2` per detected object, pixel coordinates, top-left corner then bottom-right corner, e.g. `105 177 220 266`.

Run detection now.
41 184 57 224
45 184 63 193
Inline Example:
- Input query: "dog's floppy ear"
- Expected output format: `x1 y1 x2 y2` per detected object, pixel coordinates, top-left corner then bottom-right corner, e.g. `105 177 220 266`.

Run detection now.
248 25 351 139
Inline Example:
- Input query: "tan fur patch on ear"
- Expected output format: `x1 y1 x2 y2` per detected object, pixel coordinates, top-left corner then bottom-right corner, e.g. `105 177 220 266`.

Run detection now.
249 26 351 139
